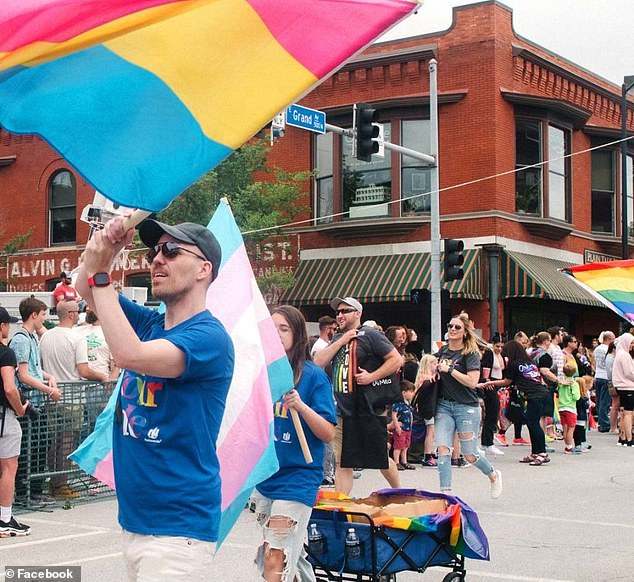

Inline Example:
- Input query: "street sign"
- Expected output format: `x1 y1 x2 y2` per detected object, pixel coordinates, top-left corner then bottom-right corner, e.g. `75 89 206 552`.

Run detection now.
286 104 326 134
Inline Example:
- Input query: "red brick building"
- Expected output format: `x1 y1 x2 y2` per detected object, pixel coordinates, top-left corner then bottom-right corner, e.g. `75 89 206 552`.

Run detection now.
0 1 631 346
268 1 632 346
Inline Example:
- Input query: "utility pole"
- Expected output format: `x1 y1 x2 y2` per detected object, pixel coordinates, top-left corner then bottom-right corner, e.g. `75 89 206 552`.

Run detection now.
429 59 441 349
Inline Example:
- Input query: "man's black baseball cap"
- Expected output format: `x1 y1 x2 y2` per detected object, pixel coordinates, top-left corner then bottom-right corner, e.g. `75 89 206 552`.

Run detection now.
138 219 222 280
0 306 19 324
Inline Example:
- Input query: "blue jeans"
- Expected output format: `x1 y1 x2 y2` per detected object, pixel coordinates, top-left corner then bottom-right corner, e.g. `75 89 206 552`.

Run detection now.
435 398 495 491
593 378 610 431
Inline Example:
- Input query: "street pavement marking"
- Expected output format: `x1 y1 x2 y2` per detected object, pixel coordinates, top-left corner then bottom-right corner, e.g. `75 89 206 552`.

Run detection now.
0 530 106 551
480 510 634 530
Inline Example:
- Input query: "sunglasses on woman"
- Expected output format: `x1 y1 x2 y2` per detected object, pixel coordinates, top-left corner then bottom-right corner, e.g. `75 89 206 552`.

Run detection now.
447 323 463 330
146 241 207 263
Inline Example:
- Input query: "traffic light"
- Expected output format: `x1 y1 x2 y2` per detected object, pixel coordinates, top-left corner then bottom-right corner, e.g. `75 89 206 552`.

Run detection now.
444 239 464 282
354 102 380 162
270 113 286 145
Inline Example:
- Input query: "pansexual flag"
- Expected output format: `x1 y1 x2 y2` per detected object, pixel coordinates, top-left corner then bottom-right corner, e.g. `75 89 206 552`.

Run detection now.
0 0 416 212
71 199 295 545
563 260 634 324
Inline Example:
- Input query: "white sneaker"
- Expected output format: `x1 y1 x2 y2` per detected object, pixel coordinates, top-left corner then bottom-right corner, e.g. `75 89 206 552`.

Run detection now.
490 470 503 499
484 445 505 456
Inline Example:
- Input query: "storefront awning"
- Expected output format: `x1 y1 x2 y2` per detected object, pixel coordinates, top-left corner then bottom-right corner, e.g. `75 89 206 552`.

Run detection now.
502 251 603 307
283 249 482 306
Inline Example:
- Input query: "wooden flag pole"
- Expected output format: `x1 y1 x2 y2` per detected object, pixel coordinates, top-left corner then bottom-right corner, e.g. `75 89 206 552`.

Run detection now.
122 209 152 231
289 408 313 464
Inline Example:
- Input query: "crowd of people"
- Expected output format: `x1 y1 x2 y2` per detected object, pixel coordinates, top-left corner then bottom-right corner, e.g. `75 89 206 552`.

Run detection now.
0 272 119 538
2 216 633 582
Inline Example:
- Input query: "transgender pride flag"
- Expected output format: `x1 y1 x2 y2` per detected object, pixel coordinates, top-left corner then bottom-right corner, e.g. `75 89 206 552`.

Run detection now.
71 199 294 544
0 0 416 212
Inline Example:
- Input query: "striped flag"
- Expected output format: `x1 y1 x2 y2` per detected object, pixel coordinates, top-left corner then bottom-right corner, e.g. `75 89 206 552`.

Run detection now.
563 259 634 324
0 0 416 212
71 199 294 544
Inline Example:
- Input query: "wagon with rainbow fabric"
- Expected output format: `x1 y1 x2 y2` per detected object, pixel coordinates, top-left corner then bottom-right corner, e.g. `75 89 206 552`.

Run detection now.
305 489 489 581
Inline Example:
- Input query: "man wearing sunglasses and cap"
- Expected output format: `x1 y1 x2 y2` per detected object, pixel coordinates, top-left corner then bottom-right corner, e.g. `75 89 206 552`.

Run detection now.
76 217 234 581
313 296 402 495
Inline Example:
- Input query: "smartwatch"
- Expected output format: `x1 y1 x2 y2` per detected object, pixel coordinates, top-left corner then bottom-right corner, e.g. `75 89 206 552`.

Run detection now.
87 272 112 288
447 364 455 374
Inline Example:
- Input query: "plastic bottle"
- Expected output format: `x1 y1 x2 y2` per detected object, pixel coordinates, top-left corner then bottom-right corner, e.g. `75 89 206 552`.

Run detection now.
345 527 362 561
307 523 327 556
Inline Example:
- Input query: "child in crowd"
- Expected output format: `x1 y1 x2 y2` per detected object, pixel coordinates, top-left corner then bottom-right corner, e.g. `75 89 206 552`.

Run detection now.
558 362 581 454
574 376 591 452
414 354 439 467
392 380 416 470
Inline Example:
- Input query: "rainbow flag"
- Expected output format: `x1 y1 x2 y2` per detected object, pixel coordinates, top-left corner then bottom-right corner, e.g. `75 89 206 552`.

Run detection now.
563 259 634 324
71 199 294 544
0 0 416 212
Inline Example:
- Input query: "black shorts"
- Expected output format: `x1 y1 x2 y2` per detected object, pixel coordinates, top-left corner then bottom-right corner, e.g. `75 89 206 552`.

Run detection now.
617 389 634 411
542 385 555 418
341 414 389 470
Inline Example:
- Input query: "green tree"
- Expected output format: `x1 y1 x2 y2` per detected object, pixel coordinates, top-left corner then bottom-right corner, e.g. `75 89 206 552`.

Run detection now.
156 140 311 296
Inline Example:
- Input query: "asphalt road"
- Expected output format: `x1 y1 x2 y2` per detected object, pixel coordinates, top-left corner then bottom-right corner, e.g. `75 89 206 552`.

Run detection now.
2 430 633 582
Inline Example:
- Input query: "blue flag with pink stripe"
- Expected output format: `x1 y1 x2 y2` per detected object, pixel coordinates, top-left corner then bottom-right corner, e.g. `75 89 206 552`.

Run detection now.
70 199 293 544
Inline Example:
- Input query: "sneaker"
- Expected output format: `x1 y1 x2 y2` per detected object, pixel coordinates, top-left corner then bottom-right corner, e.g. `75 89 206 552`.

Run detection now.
352 471 362 479
617 438 626 446
51 485 81 500
0 516 31 537
484 445 504 456
545 446 555 453
513 438 531 446
545 435 555 443
421 457 437 467
564 447 581 455
490 470 503 499
451 456 469 468
494 434 508 447
32 494 57 506
321 476 335 487
571 446 583 454
582 442 592 450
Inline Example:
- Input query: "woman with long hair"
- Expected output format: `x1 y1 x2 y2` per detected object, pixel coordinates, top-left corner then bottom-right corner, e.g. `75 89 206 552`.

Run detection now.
605 341 620 433
434 313 502 498
253 305 337 582
612 333 634 446
475 336 503 456
486 340 550 465
414 354 438 467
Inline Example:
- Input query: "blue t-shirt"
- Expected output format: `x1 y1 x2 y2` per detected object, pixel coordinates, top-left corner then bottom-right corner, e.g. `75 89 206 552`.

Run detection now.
113 295 234 542
256 361 337 507
10 328 45 406
392 401 413 431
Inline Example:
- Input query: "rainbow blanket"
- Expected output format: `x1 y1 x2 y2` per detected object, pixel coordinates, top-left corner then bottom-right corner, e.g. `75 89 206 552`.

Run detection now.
563 259 634 324
315 488 489 561
0 0 416 212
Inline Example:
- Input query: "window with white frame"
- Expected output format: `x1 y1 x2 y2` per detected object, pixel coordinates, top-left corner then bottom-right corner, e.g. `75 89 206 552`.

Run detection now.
48 169 76 244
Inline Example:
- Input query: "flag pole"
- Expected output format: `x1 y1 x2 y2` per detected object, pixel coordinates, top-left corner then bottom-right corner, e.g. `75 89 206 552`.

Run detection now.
290 408 313 464
122 209 152 231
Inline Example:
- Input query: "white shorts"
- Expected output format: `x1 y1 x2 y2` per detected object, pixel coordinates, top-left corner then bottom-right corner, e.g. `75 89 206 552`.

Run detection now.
0 408 22 459
122 530 216 582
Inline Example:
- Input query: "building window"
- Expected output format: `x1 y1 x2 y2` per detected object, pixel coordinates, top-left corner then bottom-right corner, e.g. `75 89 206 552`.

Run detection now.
126 273 154 303
48 170 76 244
343 122 392 219
315 132 334 224
591 149 615 234
401 119 431 215
515 118 570 220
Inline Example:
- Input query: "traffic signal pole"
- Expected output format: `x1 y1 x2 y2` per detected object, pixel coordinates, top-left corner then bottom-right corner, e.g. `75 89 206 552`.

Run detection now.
429 59 441 350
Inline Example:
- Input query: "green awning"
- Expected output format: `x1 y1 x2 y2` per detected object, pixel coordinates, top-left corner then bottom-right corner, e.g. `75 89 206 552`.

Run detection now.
502 250 603 307
283 249 482 306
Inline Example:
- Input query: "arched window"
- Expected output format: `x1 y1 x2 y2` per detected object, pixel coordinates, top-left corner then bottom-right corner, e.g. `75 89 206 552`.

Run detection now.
48 170 76 244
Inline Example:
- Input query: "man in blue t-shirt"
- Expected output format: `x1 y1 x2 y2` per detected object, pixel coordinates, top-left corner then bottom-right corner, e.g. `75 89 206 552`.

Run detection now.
77 217 234 582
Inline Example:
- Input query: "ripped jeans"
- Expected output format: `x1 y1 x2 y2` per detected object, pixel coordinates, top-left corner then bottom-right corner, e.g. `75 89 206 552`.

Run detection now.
251 490 316 582
434 398 495 491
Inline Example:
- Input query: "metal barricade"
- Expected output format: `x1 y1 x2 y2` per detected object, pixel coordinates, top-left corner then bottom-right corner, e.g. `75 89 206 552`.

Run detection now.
15 380 117 509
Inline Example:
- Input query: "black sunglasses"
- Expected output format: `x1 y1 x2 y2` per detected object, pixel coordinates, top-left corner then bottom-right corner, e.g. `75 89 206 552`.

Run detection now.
336 308 357 315
447 323 463 330
146 241 207 263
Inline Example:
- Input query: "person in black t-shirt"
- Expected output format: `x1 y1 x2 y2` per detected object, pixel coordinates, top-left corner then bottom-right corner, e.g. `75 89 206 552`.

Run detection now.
485 340 550 465
435 313 502 498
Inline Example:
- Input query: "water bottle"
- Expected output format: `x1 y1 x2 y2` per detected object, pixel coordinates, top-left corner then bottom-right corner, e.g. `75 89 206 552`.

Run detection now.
307 523 327 556
345 527 362 561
